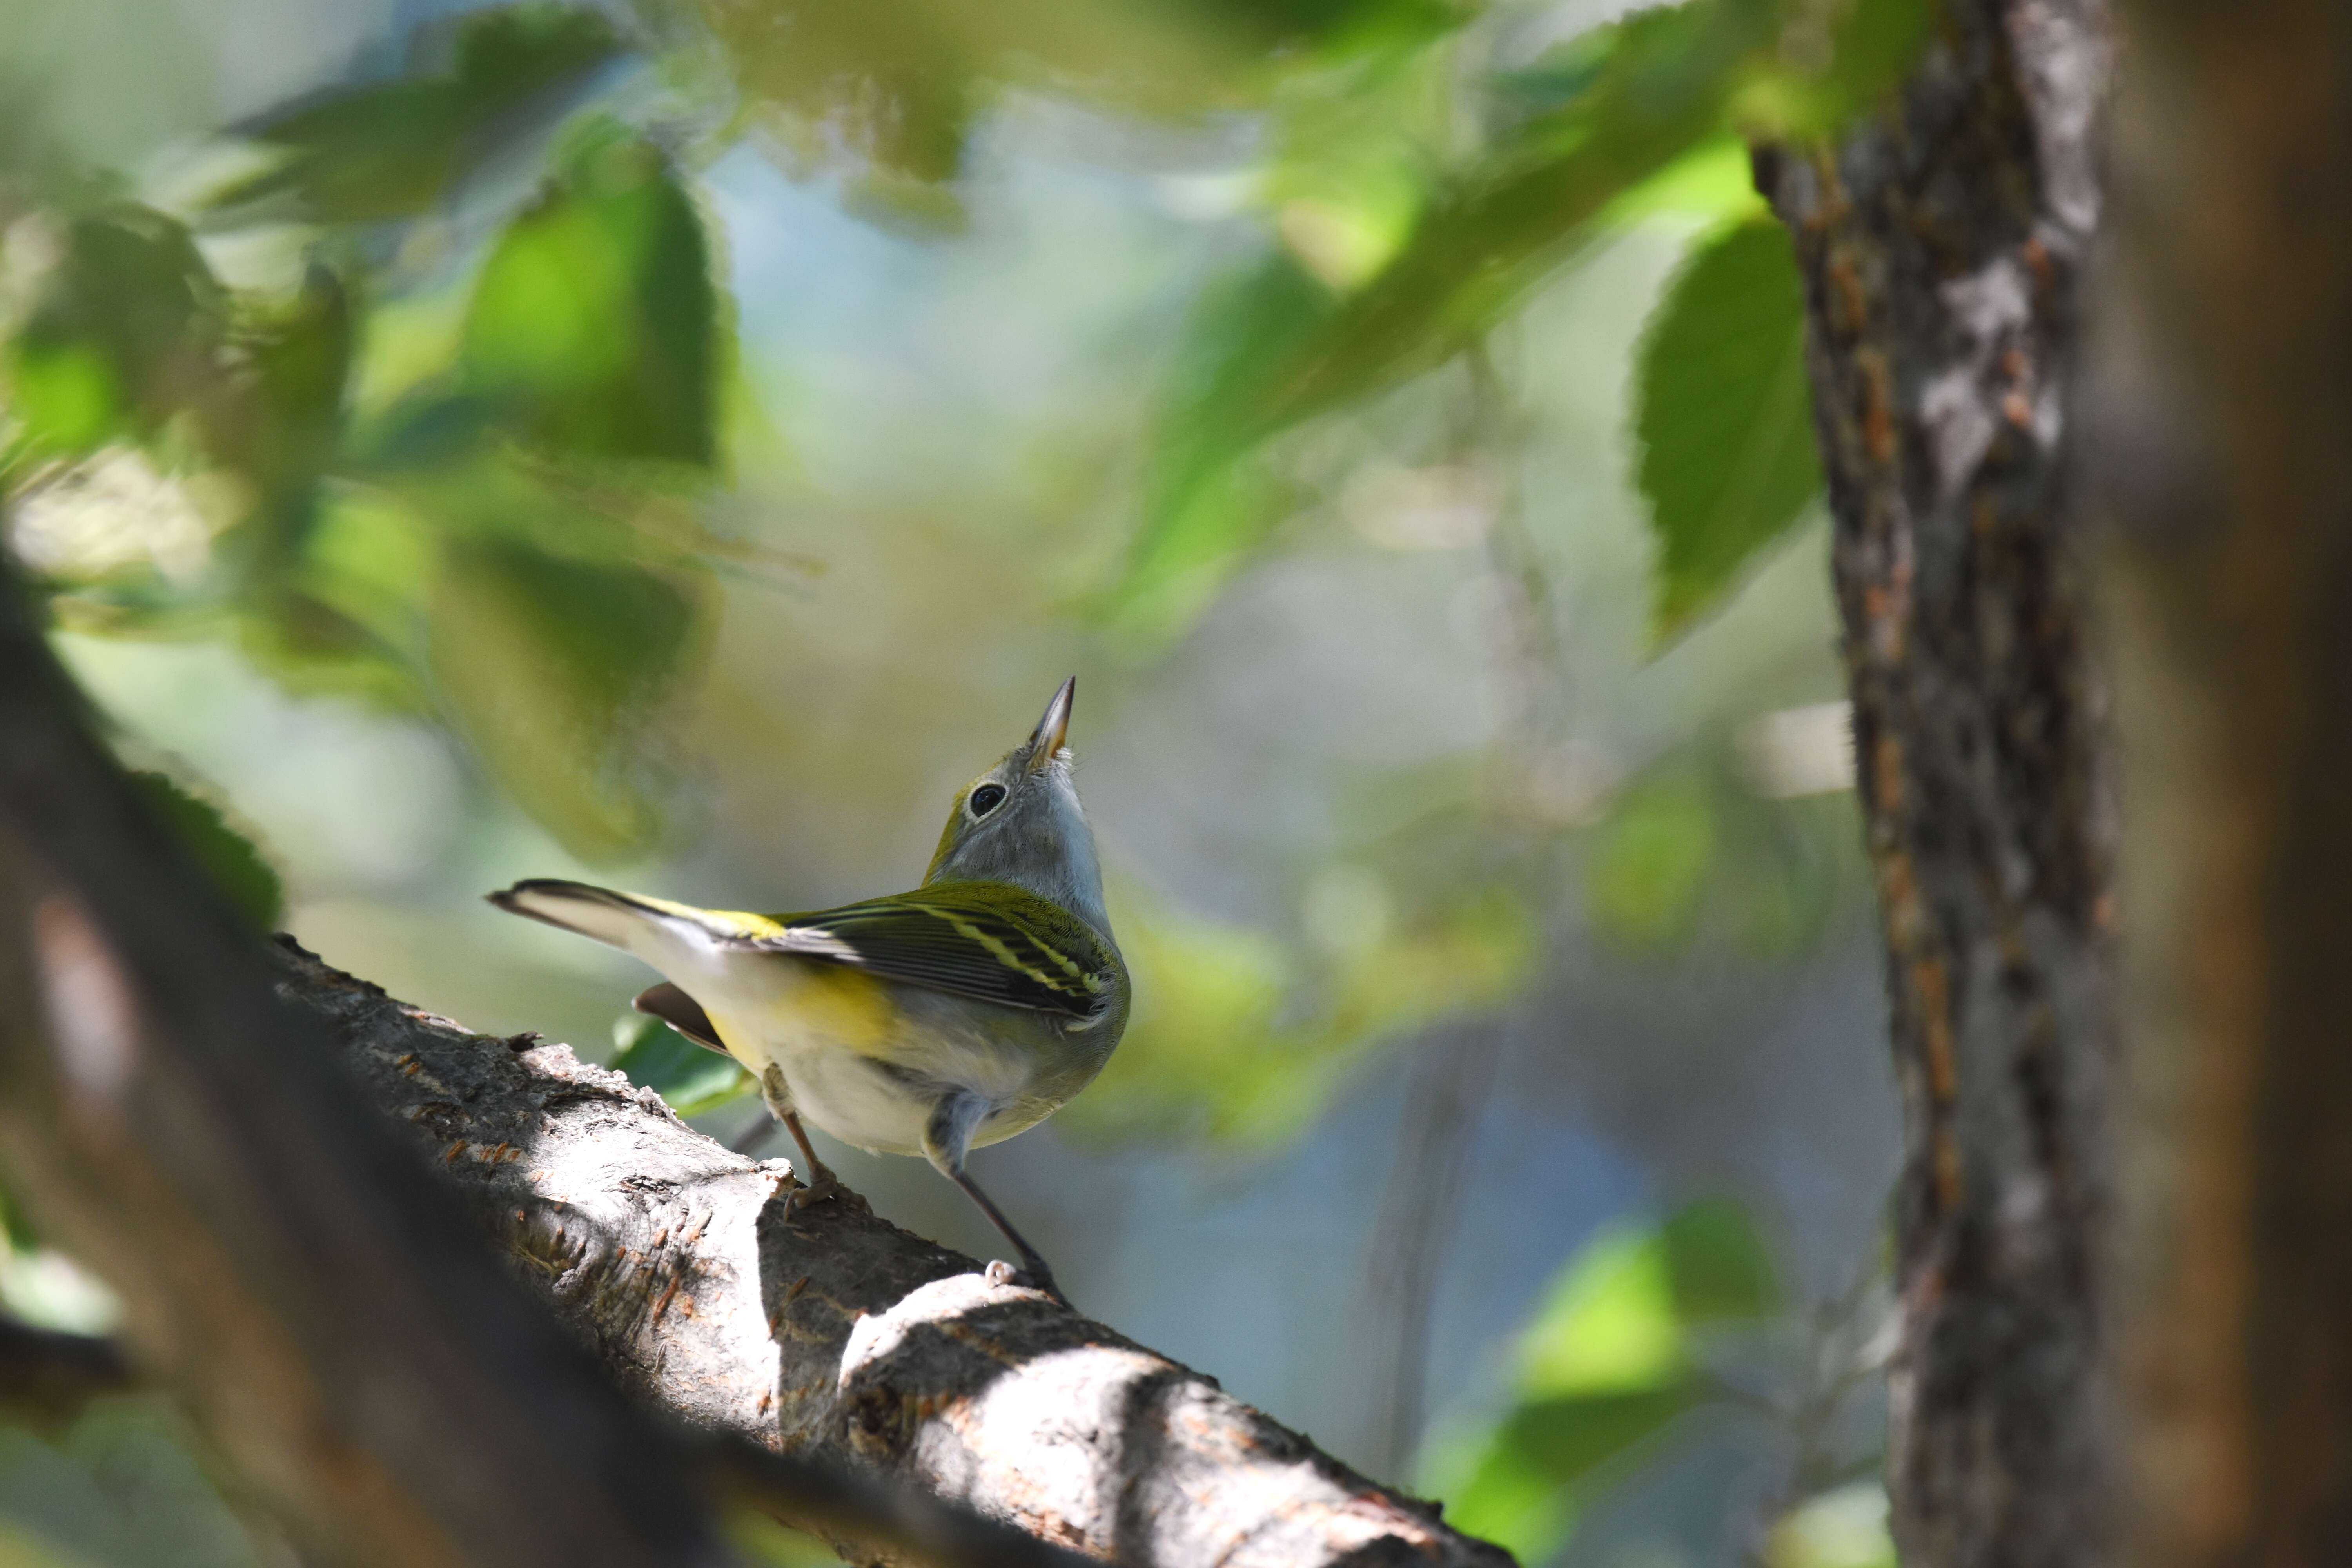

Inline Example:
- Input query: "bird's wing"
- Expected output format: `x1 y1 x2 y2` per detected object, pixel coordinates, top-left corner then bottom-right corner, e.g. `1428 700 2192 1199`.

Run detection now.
754 882 1122 1022
633 982 728 1054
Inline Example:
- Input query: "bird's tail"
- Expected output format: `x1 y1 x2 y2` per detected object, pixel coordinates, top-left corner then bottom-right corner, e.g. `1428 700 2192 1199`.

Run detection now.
485 878 775 967
487 878 657 945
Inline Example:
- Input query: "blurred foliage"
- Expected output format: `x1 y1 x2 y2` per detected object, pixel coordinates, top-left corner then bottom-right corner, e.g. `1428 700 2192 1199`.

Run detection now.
728 1510 847 1568
205 6 622 224
5 208 222 460
125 770 282 931
1582 758 1853 957
462 125 720 466
1065 879 1533 1146
0 1175 117 1340
0 0 1896 948
1423 1198 1893 1568
1766 1483 1898 1568
2 9 727 863
695 0 1459 201
611 1011 753 1118
1584 773 1720 950
1422 1197 1778 1562
0 1403 260 1568
1107 0 1926 643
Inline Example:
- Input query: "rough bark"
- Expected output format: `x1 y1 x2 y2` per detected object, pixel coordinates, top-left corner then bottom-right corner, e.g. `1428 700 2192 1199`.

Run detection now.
1752 4 2114 1565
2089 4 2352 1565
278 940 1511 1568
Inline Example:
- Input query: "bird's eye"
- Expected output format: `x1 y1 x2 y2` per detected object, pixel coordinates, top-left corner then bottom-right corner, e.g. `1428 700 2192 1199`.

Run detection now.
968 783 1008 818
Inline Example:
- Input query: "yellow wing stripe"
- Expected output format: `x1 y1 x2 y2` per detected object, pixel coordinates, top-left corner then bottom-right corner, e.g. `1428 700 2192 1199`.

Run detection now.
630 893 789 942
930 907 1106 998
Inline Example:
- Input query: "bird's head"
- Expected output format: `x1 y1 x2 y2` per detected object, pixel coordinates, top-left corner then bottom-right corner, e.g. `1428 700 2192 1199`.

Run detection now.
924 677 1109 935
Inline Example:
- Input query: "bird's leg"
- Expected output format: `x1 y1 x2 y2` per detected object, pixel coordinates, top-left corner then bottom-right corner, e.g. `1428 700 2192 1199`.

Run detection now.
949 1166 1064 1306
779 1111 843 1206
761 1065 845 1217
924 1094 1067 1307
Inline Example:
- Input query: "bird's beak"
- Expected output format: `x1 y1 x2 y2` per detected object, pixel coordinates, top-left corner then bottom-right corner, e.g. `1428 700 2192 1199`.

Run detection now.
1027 676 1075 773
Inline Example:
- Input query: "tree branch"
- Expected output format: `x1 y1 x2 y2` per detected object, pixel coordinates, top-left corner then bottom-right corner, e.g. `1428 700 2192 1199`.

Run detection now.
0 1316 132 1426
277 939 1512 1568
0 579 743 1567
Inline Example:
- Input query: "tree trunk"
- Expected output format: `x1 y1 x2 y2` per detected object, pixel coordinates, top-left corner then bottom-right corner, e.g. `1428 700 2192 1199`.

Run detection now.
1753 4 2114 1564
2091 4 2352 1564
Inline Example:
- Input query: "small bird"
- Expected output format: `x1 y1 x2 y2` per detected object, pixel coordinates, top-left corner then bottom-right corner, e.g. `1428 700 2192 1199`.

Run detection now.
487 678 1125 1302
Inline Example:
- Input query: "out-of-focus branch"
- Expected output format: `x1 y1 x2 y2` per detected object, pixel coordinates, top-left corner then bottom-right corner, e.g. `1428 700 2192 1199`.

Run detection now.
285 940 1517 1568
2094 2 2352 1560
0 1307 1083 1568
0 574 742 1566
0 1316 132 1425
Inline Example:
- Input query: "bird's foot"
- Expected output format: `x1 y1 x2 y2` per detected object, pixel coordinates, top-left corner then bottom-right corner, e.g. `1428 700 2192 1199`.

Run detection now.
780 1163 855 1222
984 1256 1070 1309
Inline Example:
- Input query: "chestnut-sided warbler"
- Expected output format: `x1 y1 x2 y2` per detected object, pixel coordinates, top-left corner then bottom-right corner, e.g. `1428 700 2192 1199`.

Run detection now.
488 678 1125 1301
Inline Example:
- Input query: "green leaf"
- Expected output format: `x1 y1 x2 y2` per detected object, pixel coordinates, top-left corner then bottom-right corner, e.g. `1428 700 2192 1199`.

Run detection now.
1767 1483 1898 1568
1584 772 1717 950
0 1405 261 1568
1103 255 1328 641
1633 215 1821 640
1264 0 1773 423
0 1185 35 1253
1259 44 1455 290
1518 1223 1686 1397
126 771 283 932
1662 1193 1781 1324
1274 0 1761 416
5 207 221 457
463 125 719 466
729 1510 855 1568
206 5 623 223
1439 1388 1693 1562
428 531 708 862
265 485 434 684
610 1013 751 1118
1112 0 1926 643
1426 1196 1779 1562
221 264 353 490
1728 0 1935 138
1498 1387 1695 1488
1112 1 1757 640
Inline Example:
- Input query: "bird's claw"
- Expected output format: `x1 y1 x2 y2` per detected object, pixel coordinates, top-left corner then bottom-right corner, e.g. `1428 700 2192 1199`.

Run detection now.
984 1257 1070 1308
780 1165 853 1222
